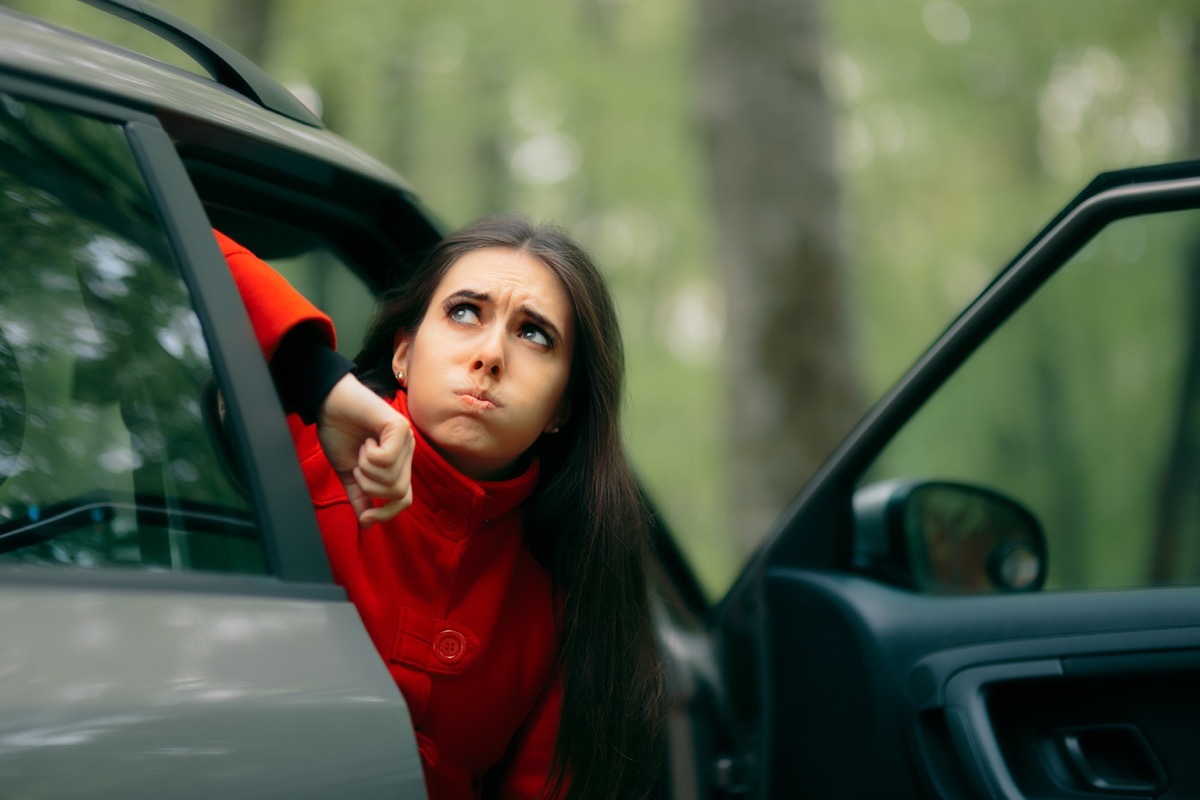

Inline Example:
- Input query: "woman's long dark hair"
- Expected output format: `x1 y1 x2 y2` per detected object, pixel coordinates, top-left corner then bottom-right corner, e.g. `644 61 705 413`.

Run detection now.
357 215 664 800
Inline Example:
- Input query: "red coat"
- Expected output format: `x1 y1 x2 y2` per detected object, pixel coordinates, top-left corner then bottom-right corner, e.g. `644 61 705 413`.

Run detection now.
217 231 564 800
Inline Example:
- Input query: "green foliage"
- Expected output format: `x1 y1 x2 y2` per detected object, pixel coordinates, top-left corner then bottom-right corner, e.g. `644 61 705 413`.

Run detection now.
833 1 1194 395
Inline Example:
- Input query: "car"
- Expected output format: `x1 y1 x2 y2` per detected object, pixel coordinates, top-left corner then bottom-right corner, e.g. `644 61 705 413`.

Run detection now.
4 2 1200 799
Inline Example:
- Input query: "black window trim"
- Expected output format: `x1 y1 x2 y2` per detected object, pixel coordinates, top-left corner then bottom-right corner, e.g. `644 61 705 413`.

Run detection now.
127 122 334 585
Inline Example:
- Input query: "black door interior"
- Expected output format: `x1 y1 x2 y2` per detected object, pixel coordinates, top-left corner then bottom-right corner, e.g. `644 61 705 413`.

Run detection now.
759 572 1200 799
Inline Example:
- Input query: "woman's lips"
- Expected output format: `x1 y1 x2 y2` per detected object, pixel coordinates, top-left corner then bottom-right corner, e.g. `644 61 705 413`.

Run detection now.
456 390 499 411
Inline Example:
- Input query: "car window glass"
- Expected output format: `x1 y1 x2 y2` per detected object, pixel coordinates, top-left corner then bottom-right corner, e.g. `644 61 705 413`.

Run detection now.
269 248 377 359
862 210 1198 591
0 93 266 574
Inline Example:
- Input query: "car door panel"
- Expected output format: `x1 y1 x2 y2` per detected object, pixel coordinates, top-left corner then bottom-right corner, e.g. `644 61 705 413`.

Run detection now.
0 579 423 798
763 572 1200 799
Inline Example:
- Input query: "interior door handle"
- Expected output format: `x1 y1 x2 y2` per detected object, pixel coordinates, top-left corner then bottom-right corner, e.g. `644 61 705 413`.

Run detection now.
1054 724 1167 796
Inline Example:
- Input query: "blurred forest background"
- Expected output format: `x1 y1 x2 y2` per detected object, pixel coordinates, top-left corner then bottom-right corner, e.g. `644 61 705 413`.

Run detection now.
6 0 1197 597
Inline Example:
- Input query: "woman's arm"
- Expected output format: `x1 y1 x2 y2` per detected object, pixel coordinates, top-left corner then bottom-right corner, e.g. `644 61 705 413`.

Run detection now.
214 229 336 359
316 373 414 525
215 229 413 525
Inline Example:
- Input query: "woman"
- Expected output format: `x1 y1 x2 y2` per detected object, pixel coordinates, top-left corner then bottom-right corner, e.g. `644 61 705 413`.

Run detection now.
217 215 663 800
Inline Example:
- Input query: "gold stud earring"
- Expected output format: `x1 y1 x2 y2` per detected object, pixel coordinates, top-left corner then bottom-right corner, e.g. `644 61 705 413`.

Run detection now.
395 369 405 386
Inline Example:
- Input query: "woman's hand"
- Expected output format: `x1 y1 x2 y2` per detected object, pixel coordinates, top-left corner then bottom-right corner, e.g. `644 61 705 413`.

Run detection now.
316 374 414 526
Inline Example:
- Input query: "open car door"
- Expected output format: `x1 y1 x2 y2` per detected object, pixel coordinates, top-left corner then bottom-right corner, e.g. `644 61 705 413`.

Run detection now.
678 161 1200 800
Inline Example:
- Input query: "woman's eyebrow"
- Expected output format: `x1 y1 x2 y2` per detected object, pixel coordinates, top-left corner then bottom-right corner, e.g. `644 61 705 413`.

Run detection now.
521 306 563 342
444 289 489 303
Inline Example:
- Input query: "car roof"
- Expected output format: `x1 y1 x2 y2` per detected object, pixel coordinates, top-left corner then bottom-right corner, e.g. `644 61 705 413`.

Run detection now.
0 6 418 197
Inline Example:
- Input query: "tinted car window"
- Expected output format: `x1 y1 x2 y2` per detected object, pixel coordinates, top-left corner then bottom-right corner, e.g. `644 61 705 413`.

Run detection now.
865 210 1197 591
0 93 264 574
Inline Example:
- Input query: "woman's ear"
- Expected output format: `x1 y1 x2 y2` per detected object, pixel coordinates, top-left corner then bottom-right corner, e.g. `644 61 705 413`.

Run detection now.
392 332 411 386
546 397 571 434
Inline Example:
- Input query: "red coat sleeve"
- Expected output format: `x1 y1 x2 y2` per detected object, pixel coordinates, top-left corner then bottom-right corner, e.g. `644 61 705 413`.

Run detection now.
495 677 569 800
213 229 336 358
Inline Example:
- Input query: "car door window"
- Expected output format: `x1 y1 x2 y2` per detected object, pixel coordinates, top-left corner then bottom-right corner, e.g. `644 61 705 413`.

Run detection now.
863 209 1198 591
270 246 378 358
0 93 265 574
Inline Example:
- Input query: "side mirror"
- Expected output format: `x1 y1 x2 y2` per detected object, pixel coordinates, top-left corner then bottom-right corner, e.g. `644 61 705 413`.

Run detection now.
853 480 1047 594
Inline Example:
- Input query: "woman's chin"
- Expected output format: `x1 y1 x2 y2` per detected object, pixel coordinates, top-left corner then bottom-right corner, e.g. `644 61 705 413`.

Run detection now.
429 436 514 481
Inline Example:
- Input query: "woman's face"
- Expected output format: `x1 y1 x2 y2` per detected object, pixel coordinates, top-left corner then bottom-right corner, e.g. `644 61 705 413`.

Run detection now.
392 247 575 481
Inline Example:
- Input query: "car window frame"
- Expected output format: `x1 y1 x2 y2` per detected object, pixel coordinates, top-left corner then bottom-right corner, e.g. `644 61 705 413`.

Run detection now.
737 163 1200 591
0 72 339 598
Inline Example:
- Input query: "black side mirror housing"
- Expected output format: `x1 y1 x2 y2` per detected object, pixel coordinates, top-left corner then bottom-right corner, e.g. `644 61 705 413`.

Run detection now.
853 480 1047 594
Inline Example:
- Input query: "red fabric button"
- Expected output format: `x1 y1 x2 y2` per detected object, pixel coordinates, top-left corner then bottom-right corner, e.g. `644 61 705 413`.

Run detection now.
433 629 467 664
435 508 469 537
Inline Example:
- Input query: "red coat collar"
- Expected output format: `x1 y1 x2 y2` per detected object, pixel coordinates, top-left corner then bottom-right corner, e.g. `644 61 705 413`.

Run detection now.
391 390 539 538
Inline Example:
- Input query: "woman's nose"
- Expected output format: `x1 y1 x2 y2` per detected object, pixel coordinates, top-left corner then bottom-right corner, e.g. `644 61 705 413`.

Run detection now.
471 357 502 377
471 331 504 377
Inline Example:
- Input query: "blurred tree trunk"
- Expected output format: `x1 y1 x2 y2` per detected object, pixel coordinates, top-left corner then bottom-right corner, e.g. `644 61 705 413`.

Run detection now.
1151 16 1200 583
696 0 862 546
473 63 515 218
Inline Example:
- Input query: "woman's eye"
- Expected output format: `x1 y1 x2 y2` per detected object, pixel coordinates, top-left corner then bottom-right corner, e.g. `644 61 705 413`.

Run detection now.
520 326 552 347
449 305 480 324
